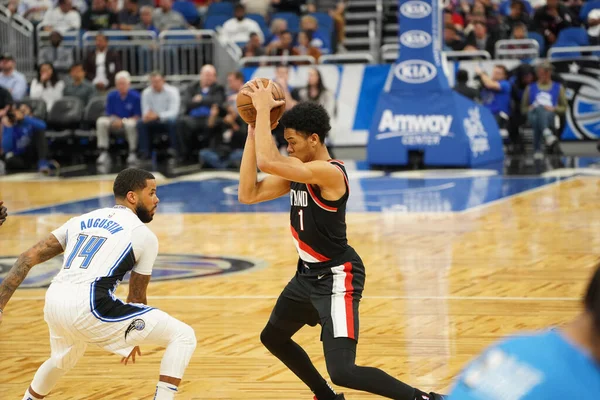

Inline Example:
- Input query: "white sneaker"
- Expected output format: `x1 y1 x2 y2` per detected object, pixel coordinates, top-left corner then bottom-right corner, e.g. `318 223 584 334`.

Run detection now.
533 151 544 160
96 151 110 164
126 153 139 165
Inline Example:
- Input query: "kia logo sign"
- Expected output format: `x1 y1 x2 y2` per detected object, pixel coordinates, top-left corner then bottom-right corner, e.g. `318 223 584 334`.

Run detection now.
400 0 432 18
400 30 432 48
394 60 437 84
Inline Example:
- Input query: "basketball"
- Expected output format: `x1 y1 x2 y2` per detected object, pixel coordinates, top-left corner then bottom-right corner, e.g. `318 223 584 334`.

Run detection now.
236 78 286 130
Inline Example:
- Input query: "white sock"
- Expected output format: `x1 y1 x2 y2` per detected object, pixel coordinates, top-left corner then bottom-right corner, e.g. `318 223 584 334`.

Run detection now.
22 388 42 400
154 381 178 400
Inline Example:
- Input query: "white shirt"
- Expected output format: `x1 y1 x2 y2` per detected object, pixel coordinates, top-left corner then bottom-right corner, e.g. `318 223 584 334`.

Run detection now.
41 7 81 35
29 78 65 111
221 17 264 44
93 51 108 87
141 83 181 120
51 206 159 286
18 0 53 22
588 9 600 36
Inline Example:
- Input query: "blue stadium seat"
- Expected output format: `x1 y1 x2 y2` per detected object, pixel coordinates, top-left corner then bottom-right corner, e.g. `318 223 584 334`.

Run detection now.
527 31 545 55
580 0 600 21
173 1 200 25
203 14 230 31
272 12 300 33
556 27 589 46
207 2 233 17
310 12 334 34
551 42 582 58
246 13 270 40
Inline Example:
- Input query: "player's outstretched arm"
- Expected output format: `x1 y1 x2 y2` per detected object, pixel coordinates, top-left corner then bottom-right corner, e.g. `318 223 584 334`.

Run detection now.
0 234 64 318
0 201 7 226
238 125 290 204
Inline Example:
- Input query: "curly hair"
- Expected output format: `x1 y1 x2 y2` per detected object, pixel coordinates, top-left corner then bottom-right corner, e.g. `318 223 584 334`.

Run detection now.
280 101 331 143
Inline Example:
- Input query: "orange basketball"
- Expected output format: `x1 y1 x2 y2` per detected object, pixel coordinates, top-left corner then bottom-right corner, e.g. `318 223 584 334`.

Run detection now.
236 78 286 130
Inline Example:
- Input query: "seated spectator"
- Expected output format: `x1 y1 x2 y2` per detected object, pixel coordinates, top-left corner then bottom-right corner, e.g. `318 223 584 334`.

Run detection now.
521 62 567 159
199 72 247 169
266 18 288 46
38 31 74 73
243 32 266 57
96 71 141 165
444 24 466 50
63 63 95 107
153 0 188 32
107 0 120 14
475 65 511 128
502 1 530 39
444 7 464 31
531 0 574 48
84 32 122 91
0 54 27 102
267 30 298 57
508 63 536 154
136 5 159 35
300 15 329 53
18 0 53 24
271 0 306 14
82 0 118 31
564 0 583 26
138 71 180 162
118 0 140 30
30 62 64 112
454 69 479 101
587 9 600 45
464 21 499 57
1 103 51 173
511 22 528 40
41 0 81 35
222 4 264 44
6 0 19 14
241 0 270 16
177 64 226 161
294 31 322 62
296 68 334 117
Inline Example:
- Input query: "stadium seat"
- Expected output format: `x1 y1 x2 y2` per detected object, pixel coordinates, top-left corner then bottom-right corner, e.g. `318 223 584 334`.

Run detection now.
580 0 600 21
206 2 233 17
527 32 545 55
203 14 230 31
272 12 300 33
551 42 582 58
246 13 270 40
75 96 106 137
173 1 200 26
556 27 589 46
45 96 84 138
19 97 47 121
309 12 334 34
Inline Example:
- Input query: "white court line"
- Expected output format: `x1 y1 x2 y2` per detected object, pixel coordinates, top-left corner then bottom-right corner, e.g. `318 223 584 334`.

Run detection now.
10 295 579 301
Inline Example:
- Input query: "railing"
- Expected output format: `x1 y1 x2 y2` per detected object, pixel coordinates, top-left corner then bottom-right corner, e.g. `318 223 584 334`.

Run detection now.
159 30 215 80
548 45 600 59
320 53 375 64
1 5 35 77
238 55 317 67
368 19 378 61
495 39 539 59
381 44 492 63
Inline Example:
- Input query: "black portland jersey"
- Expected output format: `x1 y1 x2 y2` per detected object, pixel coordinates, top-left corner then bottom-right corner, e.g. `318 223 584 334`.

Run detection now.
289 159 350 263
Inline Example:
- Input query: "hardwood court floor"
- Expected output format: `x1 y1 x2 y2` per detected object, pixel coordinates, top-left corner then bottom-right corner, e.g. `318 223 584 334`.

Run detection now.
0 174 599 399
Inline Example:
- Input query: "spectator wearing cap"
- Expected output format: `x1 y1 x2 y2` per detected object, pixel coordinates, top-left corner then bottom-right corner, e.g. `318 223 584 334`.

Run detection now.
222 4 265 44
587 8 600 45
63 63 96 106
531 0 573 48
0 54 27 102
97 70 141 166
118 0 141 30
82 0 119 31
83 32 122 91
153 0 188 32
521 62 567 159
18 0 53 24
38 31 74 72
41 0 81 35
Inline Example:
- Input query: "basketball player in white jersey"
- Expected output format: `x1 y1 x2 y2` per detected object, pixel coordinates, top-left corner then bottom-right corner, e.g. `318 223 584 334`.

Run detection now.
0 168 196 400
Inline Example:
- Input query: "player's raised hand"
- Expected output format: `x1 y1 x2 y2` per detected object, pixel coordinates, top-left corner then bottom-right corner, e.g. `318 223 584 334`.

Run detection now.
242 79 285 113
121 346 141 365
0 201 7 227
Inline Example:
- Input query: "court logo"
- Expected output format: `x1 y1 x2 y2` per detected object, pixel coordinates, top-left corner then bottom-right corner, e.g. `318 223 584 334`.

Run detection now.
394 60 437 84
400 30 432 48
400 1 432 18
0 254 264 288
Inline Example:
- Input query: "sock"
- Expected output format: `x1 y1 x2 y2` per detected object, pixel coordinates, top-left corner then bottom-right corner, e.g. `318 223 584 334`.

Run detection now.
154 381 178 400
22 389 42 400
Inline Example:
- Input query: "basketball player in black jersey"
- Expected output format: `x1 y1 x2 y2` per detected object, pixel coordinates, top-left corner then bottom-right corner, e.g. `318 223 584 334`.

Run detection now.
238 79 446 400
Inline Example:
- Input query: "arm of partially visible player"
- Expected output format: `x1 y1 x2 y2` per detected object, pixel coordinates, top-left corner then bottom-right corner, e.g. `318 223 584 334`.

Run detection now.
127 227 158 305
238 125 290 204
0 233 64 319
0 201 7 226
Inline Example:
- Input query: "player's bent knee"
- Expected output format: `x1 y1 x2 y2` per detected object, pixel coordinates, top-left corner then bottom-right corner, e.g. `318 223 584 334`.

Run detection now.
326 362 355 388
260 323 281 349
178 323 197 351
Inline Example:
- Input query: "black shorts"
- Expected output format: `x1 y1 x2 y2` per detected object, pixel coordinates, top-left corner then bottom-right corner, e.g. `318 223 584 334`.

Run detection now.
268 247 366 341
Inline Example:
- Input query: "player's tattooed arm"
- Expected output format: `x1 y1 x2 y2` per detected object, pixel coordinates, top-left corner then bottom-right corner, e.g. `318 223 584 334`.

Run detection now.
127 271 151 305
0 234 64 311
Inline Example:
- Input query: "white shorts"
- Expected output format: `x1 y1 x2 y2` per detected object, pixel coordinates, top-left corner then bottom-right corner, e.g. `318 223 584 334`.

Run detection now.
44 282 174 370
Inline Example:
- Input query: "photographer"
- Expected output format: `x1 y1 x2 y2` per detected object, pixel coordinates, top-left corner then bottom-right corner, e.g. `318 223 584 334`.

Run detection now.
1 104 51 173
475 65 512 129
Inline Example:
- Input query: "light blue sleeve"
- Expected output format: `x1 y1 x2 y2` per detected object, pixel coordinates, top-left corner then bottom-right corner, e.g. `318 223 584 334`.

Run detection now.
158 87 180 121
11 74 28 101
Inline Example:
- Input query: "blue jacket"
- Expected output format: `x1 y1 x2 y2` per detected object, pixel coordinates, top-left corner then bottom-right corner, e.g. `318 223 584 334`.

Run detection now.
2 116 46 155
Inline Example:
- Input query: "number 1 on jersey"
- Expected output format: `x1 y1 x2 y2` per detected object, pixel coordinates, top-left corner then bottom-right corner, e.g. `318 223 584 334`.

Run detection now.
298 209 304 231
65 234 107 269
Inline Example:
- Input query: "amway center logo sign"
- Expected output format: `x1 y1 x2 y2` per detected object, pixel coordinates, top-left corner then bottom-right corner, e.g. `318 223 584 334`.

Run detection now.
376 110 453 145
394 60 437 84
400 30 432 48
400 0 432 18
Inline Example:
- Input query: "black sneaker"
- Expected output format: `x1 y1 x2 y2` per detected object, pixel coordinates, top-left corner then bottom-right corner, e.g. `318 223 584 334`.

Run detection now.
429 393 448 400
